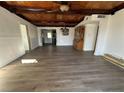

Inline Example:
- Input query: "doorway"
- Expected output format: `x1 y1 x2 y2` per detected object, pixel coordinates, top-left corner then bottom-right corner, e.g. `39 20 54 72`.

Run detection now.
41 29 56 46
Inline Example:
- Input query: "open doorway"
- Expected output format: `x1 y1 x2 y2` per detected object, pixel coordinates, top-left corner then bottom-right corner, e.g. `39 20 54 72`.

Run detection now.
41 29 56 46
20 24 31 52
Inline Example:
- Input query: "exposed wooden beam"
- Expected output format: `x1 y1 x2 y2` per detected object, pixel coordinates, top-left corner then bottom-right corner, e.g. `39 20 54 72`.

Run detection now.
1 1 124 27
0 2 111 15
35 24 77 27
111 3 124 14
29 19 83 23
33 21 76 27
36 24 75 27
36 22 77 24
74 18 85 27
1 1 124 15
14 8 111 15
34 22 76 25
16 14 32 23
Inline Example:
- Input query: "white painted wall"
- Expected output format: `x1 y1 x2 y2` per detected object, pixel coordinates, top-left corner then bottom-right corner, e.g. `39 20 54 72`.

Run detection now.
75 14 124 56
0 7 38 67
28 24 38 50
37 27 75 46
94 15 111 55
37 29 42 46
83 24 98 51
75 15 99 51
75 15 101 28
20 24 29 51
95 9 124 58
104 9 124 59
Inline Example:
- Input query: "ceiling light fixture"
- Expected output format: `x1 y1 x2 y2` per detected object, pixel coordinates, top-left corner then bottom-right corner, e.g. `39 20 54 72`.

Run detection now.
60 5 69 12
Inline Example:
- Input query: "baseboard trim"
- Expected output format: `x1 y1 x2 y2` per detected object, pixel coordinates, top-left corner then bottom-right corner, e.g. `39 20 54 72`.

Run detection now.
0 53 25 68
103 54 124 69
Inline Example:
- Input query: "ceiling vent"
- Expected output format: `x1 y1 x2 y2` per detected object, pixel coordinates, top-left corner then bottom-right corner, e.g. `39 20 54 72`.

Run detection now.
97 15 106 18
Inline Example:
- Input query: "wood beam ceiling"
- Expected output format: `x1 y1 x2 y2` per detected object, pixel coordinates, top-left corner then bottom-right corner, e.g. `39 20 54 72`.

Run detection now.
0 2 112 15
1 1 123 15
0 1 124 27
111 3 124 14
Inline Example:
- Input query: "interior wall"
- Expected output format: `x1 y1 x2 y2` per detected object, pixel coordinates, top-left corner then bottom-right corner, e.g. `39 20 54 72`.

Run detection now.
104 9 124 58
20 24 29 51
95 9 124 58
28 24 38 50
76 13 124 57
83 24 98 51
0 6 38 67
37 27 75 46
94 15 111 55
74 17 99 51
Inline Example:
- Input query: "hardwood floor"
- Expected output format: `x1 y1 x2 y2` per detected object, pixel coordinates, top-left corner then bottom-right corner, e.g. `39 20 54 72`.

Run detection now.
0 46 124 92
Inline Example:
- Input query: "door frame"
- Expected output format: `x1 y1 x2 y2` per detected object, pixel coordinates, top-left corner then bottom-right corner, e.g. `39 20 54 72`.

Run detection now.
41 29 56 46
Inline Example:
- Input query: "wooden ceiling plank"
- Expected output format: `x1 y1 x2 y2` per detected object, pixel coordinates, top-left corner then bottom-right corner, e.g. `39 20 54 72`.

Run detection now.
14 7 111 15
1 1 124 27
111 3 124 14
0 2 112 15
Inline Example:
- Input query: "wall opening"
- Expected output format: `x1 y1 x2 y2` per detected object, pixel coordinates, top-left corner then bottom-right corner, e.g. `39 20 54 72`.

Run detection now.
41 29 56 46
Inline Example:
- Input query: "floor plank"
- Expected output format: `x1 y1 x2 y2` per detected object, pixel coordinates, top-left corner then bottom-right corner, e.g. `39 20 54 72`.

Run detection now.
0 46 124 92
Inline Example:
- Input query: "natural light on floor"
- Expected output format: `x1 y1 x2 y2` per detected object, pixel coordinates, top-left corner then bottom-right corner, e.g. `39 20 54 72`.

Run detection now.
21 59 38 64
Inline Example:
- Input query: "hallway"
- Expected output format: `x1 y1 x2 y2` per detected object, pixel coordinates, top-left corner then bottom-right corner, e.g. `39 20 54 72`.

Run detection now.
0 46 124 92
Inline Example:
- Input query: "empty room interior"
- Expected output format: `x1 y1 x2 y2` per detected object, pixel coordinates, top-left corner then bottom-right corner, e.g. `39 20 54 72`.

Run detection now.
0 1 124 92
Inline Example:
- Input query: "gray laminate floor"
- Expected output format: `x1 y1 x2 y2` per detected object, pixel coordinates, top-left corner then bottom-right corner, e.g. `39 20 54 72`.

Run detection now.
0 46 124 92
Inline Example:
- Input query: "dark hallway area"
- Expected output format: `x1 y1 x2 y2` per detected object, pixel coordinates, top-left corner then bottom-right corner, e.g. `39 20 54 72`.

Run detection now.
42 29 56 46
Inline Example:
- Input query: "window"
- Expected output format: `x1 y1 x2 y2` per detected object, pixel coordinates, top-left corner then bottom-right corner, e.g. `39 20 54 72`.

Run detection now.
47 32 52 38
